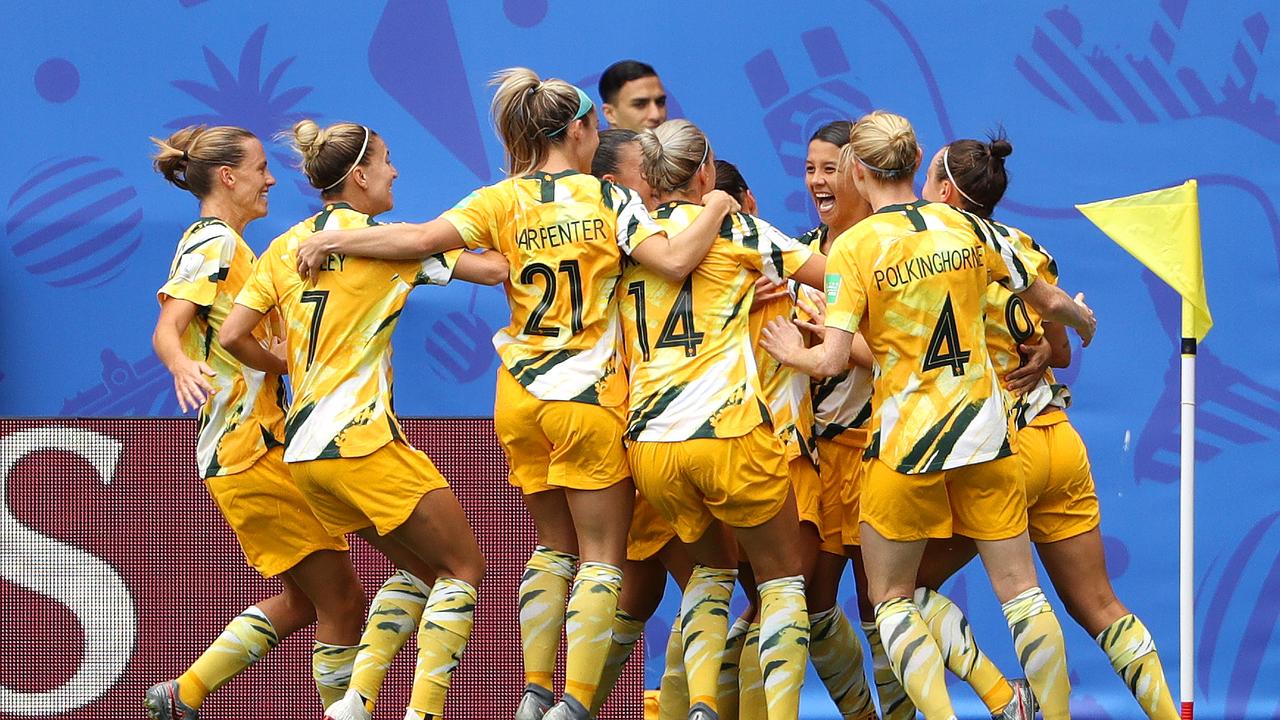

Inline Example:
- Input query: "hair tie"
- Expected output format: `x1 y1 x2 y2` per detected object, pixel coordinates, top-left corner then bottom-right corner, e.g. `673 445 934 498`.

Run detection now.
695 138 710 173
181 149 190 162
322 126 371 191
942 146 984 208
527 83 540 96
853 153 911 179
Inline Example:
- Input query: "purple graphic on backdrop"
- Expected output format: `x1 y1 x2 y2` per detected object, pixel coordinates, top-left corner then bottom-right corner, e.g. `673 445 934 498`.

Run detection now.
503 0 547 28
369 0 491 181
62 350 180 416
34 58 79 103
423 289 497 384
745 27 874 233
5 156 143 288
1197 511 1280 718
166 25 316 196
1017 5 1277 142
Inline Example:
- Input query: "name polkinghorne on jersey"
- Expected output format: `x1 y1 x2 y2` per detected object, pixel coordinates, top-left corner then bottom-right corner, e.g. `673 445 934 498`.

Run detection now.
873 244 987 291
516 218 608 251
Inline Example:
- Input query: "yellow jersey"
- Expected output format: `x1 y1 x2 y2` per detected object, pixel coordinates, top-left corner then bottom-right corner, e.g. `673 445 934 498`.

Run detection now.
621 202 814 442
982 220 1071 428
235 203 458 462
157 218 286 479
441 170 661 407
749 289 818 463
824 201 1037 473
796 226 874 446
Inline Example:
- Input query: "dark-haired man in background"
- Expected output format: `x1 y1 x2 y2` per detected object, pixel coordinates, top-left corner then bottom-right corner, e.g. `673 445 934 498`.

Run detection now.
598 60 668 131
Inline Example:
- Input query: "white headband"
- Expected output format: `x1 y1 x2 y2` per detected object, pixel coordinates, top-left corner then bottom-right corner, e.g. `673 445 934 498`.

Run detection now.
942 146 983 208
322 126 370 191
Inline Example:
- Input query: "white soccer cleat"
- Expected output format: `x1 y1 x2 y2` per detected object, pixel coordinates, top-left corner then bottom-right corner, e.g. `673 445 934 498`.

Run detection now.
324 688 372 720
515 684 554 720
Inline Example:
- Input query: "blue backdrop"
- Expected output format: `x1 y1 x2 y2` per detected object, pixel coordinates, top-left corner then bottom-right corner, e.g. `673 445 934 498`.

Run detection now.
2 2 1277 717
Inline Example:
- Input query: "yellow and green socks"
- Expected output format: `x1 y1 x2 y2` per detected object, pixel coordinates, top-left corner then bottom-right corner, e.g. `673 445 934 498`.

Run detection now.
809 605 876 719
862 620 917 720
562 561 624 707
737 622 765 720
874 597 955 720
658 617 691 719
312 642 360 706
519 545 577 693
1095 614 1178 720
589 607 646 713
716 616 752 720
349 570 431 710
1002 587 1070 720
406 577 477 718
177 605 279 708
914 587 1013 715
757 576 810 720
680 565 738 712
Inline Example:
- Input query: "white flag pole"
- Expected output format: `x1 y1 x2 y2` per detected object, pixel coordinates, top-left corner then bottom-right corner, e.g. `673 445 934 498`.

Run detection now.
1180 299 1196 720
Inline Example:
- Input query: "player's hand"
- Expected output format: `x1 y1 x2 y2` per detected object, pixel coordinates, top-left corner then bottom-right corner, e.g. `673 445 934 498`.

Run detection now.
170 358 216 413
701 189 741 218
750 276 789 311
760 315 805 366
1006 336 1051 394
270 337 289 373
1073 292 1096 347
297 232 337 283
793 286 828 341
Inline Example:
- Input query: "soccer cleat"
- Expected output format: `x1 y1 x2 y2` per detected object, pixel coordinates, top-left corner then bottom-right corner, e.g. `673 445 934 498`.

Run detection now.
144 680 198 720
541 695 591 720
993 678 1038 720
515 684 555 720
324 688 372 720
687 701 720 720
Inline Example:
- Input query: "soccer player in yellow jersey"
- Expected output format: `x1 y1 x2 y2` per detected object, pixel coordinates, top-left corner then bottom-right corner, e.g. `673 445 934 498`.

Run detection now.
761 111 1097 720
146 125 360 720
221 120 505 720
290 70 739 720
587 128 697 716
625 119 827 720
911 135 1178 720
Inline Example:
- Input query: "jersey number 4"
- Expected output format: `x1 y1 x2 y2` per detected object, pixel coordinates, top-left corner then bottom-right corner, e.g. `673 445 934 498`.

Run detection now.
522 260 584 337
626 277 705 361
922 293 970 377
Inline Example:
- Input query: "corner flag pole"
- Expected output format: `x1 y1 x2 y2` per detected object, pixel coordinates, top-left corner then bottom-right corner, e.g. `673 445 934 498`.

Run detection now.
1180 303 1196 720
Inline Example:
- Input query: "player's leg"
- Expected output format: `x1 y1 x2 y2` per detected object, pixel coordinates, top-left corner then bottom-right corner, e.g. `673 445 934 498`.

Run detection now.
859 459 957 720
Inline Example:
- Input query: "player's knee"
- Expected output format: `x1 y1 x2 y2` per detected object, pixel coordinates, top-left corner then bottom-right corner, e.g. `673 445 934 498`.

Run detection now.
1062 586 1126 635
278 585 319 627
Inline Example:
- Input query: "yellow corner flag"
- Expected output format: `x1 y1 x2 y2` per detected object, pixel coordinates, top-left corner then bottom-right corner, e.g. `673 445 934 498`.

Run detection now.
1076 179 1212 340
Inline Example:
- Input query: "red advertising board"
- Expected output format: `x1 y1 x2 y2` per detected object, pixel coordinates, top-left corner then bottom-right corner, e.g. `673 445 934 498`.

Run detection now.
0 419 641 719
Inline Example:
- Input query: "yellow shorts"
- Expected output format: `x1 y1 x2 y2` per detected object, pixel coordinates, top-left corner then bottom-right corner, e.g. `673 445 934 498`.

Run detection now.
815 437 870 550
290 440 448 537
626 492 678 562
628 425 790 544
860 453 1028 542
1021 412 1101 543
204 445 348 578
792 455 823 535
494 367 629 495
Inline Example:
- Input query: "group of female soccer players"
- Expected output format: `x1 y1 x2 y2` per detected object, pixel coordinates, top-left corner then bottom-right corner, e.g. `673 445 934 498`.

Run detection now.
146 65 1179 720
